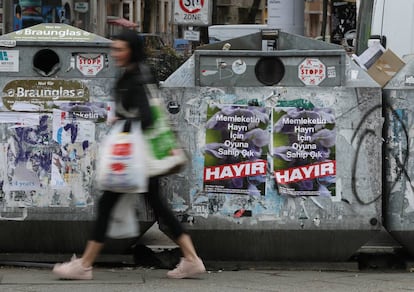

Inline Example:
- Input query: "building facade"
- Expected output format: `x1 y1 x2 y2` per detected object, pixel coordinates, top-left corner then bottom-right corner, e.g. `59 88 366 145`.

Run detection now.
1 1 176 42
0 1 357 48
0 1 268 42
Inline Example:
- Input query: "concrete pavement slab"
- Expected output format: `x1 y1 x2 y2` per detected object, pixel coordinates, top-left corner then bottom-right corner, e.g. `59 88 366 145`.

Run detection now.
1 266 414 292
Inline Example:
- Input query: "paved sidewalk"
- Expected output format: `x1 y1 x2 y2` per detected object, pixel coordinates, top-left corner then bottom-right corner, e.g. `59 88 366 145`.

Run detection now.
1 265 414 292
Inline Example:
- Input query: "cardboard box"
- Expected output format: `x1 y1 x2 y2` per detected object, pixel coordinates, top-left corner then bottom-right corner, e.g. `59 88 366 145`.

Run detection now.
367 49 405 87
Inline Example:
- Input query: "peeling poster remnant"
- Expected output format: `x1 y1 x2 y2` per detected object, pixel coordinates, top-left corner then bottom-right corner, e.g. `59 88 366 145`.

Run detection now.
0 109 100 208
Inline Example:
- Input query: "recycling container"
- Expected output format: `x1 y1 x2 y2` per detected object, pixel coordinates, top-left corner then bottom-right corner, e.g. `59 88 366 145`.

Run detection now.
158 30 383 261
0 24 155 254
383 55 414 256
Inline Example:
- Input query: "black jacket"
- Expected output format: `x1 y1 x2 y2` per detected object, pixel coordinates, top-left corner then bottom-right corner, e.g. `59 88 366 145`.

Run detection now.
114 62 155 130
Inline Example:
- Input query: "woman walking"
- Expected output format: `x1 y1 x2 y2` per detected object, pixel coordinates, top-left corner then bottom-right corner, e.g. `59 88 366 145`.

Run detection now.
52 29 205 280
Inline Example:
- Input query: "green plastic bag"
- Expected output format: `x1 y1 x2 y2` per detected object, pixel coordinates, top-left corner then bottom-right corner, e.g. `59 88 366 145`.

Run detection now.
144 96 188 176
145 98 178 159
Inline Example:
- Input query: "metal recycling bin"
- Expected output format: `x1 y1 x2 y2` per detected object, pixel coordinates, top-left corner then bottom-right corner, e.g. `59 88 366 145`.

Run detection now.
0 24 154 254
159 30 383 261
384 55 414 256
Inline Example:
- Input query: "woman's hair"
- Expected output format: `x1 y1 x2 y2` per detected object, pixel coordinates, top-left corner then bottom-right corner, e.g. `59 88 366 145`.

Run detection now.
112 29 146 63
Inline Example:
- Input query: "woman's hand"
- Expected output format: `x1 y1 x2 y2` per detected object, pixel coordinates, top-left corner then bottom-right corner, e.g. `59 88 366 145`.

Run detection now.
107 117 119 125
170 148 184 156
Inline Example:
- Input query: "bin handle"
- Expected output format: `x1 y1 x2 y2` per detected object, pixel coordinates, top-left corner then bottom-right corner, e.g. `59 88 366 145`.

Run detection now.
0 207 28 221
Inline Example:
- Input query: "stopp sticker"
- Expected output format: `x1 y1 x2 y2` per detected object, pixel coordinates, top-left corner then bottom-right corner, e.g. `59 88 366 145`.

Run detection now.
76 53 105 76
298 58 326 86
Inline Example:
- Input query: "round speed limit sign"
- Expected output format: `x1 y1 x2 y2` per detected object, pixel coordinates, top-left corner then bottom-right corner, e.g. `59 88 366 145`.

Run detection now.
179 0 204 13
174 0 209 25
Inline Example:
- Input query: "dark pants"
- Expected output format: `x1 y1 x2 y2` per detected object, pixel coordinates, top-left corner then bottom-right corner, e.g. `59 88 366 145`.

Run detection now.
91 177 185 243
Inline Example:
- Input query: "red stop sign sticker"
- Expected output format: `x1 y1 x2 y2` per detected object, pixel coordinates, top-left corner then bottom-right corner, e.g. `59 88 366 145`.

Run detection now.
298 58 326 86
179 0 204 14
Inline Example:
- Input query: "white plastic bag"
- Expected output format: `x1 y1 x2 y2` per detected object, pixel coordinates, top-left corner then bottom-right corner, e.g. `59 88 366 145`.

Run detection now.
96 120 148 193
107 194 140 239
116 83 188 177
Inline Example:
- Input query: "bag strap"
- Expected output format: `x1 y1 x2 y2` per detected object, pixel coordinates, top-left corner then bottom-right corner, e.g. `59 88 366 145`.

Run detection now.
116 99 140 119
144 83 159 100
122 119 132 133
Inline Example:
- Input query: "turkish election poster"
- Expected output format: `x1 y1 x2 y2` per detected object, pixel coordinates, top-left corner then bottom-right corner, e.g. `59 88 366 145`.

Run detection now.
272 107 336 197
203 104 270 196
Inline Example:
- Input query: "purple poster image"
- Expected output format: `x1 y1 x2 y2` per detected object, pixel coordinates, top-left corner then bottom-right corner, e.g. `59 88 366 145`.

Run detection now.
203 104 270 196
272 107 336 197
